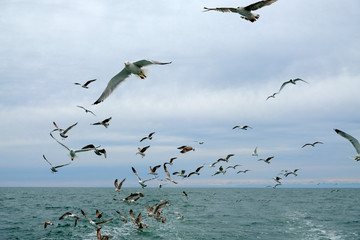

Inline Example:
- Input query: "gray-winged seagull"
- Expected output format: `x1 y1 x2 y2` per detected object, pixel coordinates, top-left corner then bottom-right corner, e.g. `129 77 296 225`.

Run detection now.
334 129 360 161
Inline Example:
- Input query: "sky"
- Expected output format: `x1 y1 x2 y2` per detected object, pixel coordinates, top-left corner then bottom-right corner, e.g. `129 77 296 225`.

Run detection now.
1 0 360 188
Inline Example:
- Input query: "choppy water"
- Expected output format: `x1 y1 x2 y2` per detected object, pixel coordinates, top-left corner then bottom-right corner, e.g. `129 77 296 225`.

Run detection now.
0 187 359 240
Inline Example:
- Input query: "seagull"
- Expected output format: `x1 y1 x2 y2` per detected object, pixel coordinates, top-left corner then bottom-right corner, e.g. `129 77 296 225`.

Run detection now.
187 165 204 177
177 145 195 153
226 164 241 170
278 78 308 93
59 212 80 226
148 165 161 175
252 147 258 156
203 0 278 22
173 170 187 178
237 169 251 174
43 154 71 173
81 144 107 158
129 209 149 230
212 166 226 176
284 169 300 177
140 132 155 142
91 117 112 128
117 192 145 205
273 176 282 184
96 227 114 240
258 156 274 164
266 92 278 100
163 163 178 184
114 178 126 193
218 153 235 162
146 200 168 222
44 221 54 229
136 145 150 158
77 105 96 116
50 132 94 160
74 79 96 88
183 191 189 199
93 59 172 104
52 121 78 139
116 211 128 223
232 125 252 130
131 167 157 188
96 210 103 220
334 128 360 160
301 141 323 148
81 210 113 230
164 157 177 166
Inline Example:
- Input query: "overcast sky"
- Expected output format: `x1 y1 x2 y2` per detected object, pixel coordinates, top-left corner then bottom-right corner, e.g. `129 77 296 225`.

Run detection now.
1 0 360 188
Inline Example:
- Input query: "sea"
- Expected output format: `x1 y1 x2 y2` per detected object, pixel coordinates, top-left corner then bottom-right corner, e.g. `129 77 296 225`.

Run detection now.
1 187 359 240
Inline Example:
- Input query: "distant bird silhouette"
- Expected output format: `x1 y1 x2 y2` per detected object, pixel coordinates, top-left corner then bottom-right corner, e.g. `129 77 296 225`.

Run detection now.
258 156 274 164
52 121 78 139
212 166 226 176
77 105 96 116
266 92 278 100
278 78 308 93
237 169 251 174
203 0 278 22
177 145 195 153
116 211 127 223
43 154 71 173
44 221 54 229
187 165 204 177
140 132 155 142
233 125 252 130
283 169 300 177
91 117 112 128
173 170 187 178
301 141 323 148
164 157 177 165
74 79 96 88
218 153 235 162
334 128 360 161
226 164 241 170
93 59 172 104
136 145 150 158
252 147 258 156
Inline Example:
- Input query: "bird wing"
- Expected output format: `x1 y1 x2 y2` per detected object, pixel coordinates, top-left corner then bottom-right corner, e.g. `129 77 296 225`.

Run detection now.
118 178 126 189
84 79 96 86
245 0 278 11
141 146 150 153
140 137 147 142
116 211 127 223
63 122 78 134
81 210 96 225
50 132 70 151
59 212 71 220
52 121 61 131
93 68 131 104
334 129 360 155
77 105 86 110
294 78 309 84
148 132 155 138
301 143 311 148
132 167 142 181
133 59 172 68
96 218 113 226
278 80 291 92
203 7 238 13
43 155 53 167
54 162 71 169
152 165 161 172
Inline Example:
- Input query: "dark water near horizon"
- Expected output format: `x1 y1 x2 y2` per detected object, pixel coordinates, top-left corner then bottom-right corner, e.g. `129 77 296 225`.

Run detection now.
1 187 359 240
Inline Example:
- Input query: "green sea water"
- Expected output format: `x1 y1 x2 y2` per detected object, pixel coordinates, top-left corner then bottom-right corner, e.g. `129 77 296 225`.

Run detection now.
1 187 359 239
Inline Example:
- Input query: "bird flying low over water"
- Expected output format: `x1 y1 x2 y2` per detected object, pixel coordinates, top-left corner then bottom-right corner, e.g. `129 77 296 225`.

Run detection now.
132 167 157 188
91 117 112 128
81 209 113 230
93 59 172 104
334 129 360 161
116 211 128 223
52 121 78 139
44 221 54 229
43 154 71 173
77 105 96 116
129 209 149 231
278 78 308 93
74 79 96 88
301 141 323 148
50 132 94 160
59 212 80 226
203 0 278 22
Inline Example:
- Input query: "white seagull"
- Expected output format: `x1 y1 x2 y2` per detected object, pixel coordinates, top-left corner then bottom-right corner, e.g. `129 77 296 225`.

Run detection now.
278 78 308 93
59 212 80 226
334 129 360 161
77 105 96 116
52 121 78 139
131 167 157 188
252 147 258 156
74 79 96 88
204 0 278 22
43 154 71 173
50 132 94 160
93 59 171 104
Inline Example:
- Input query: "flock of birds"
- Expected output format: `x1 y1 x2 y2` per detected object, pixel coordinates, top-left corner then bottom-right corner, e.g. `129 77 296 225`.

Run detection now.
41 0 360 238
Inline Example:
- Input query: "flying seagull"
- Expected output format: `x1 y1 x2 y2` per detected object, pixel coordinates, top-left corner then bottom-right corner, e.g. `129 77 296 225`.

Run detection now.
136 145 150 158
237 169 251 174
187 165 204 178
212 166 226 176
43 154 71 173
81 209 113 230
252 147 258 156
116 211 128 223
96 227 114 240
148 165 161 175
232 125 252 130
334 129 360 161
81 144 107 158
129 209 149 231
164 157 177 166
266 92 278 100
177 145 195 153
140 132 155 142
114 178 126 193
52 121 78 139
77 105 96 116
93 59 172 104
131 167 157 188
59 212 80 226
203 0 278 22
74 79 96 88
50 132 94 160
163 163 178 184
44 221 54 229
218 153 235 162
258 156 274 164
91 117 112 128
278 78 308 93
301 141 323 148
173 170 187 178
